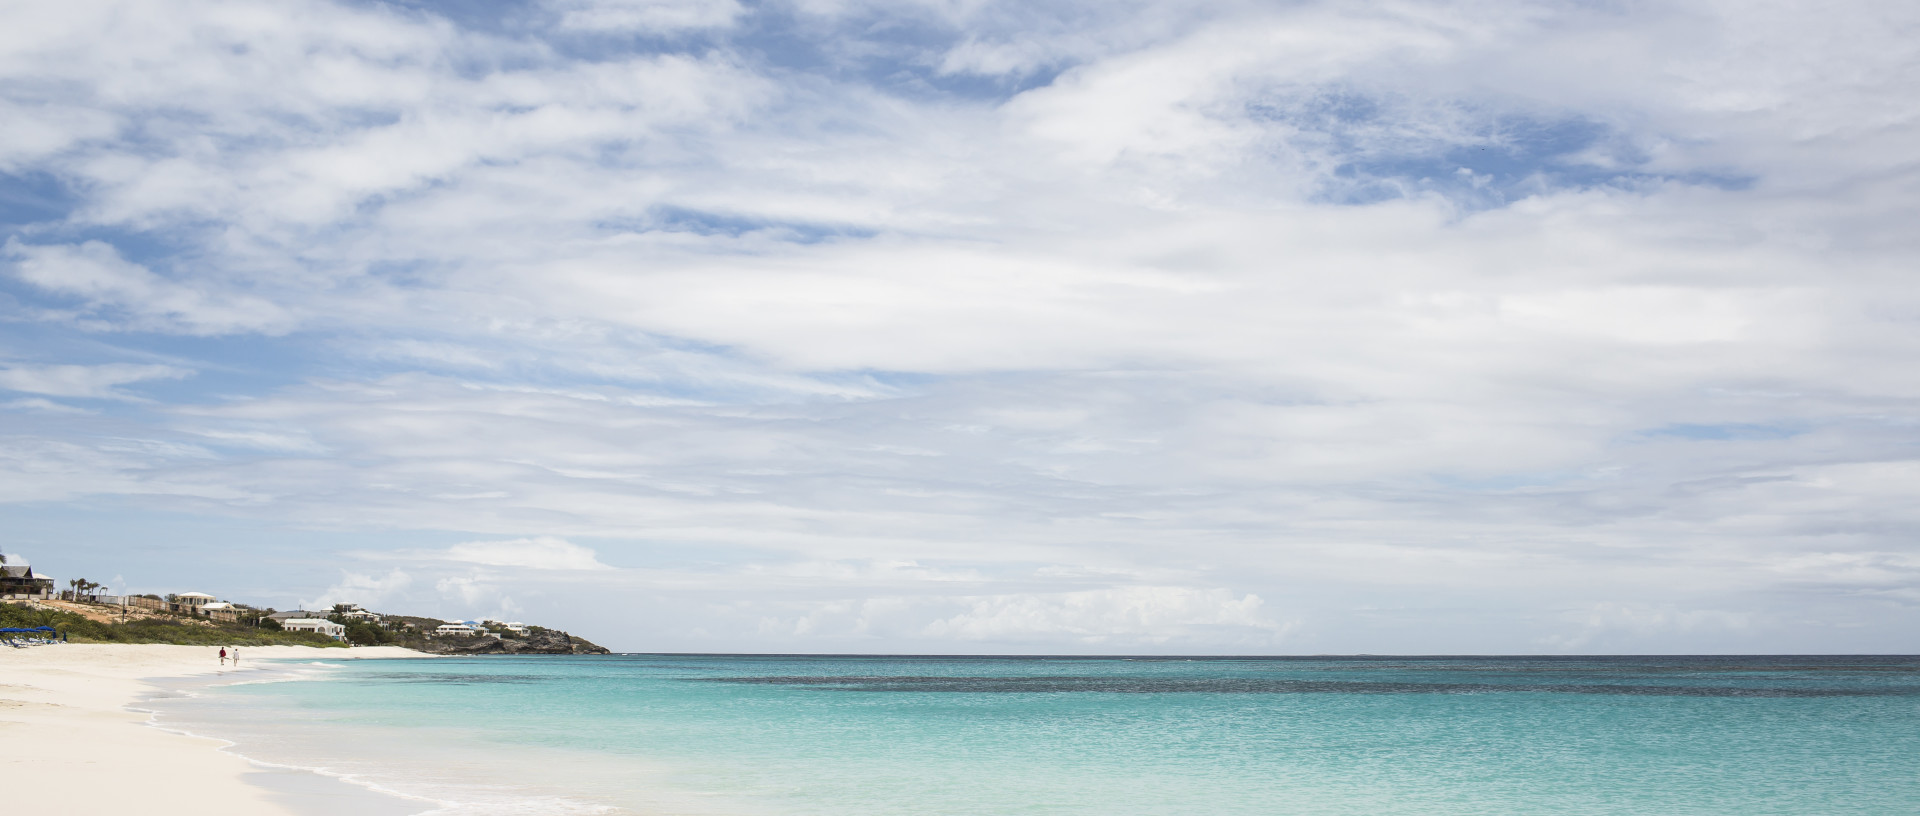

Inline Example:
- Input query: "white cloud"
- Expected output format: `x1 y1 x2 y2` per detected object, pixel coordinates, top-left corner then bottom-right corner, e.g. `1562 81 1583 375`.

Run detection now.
187 429 327 454
434 574 492 606
0 0 1917 651
1541 602 1753 652
0 397 94 414
0 98 117 170
429 574 527 623
5 241 291 335
547 0 744 32
923 587 1287 645
0 362 191 399
307 569 412 610
439 536 614 571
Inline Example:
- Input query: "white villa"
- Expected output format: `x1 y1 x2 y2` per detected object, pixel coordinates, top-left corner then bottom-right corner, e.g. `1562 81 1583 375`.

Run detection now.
483 618 530 633
281 618 346 640
435 623 482 636
171 592 218 613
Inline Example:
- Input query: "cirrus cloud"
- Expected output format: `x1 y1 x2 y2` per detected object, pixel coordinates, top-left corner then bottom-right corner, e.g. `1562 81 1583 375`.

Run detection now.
0 362 192 400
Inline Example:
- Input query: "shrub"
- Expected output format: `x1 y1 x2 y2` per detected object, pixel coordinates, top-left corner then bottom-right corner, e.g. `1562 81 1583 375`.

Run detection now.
342 620 394 646
0 603 343 647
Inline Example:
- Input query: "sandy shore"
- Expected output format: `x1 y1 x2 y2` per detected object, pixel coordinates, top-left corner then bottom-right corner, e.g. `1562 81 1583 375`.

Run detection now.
0 644 427 814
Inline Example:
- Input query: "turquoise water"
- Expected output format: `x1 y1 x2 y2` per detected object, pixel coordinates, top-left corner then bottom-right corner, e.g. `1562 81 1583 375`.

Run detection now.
159 655 1920 815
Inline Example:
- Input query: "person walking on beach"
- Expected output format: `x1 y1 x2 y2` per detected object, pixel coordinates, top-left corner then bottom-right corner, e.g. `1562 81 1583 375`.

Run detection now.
219 647 227 665
232 647 240 666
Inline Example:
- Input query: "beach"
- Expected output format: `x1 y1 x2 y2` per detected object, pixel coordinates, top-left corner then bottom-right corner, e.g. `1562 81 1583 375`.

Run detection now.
0 644 425 815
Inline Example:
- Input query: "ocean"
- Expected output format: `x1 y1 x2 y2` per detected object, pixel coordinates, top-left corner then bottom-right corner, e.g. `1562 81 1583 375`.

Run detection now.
149 654 1920 815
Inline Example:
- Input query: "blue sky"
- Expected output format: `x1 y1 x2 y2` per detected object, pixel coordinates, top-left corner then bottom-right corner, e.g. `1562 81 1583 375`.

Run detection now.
3 0 1918 653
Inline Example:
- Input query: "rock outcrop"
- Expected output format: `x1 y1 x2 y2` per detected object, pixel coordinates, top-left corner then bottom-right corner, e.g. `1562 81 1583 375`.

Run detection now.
417 628 611 655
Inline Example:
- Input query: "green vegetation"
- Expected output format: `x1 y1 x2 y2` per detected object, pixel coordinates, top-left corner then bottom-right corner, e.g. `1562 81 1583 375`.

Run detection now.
335 615 441 650
341 619 395 646
320 604 396 646
0 603 344 647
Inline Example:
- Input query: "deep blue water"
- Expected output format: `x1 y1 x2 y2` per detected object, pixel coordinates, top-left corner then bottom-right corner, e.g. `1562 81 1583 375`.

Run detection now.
159 655 1920 815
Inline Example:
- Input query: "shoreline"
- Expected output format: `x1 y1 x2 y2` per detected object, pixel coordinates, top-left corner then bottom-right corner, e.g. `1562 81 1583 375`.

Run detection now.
0 643 430 815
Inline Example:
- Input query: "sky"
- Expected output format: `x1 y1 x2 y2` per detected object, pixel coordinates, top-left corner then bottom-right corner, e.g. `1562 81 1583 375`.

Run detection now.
2 0 1917 654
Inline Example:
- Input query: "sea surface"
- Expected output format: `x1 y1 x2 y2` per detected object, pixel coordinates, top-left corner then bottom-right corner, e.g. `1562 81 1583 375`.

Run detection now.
150 654 1920 815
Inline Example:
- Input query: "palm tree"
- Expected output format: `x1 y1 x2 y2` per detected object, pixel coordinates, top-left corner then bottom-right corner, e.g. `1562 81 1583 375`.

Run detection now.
64 578 101 602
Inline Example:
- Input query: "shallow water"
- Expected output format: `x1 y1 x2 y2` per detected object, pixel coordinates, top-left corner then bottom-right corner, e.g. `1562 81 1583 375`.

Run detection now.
154 654 1920 815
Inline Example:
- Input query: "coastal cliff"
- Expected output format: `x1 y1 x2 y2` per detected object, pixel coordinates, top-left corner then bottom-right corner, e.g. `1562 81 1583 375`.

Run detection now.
294 612 612 654
4 598 613 655
414 627 611 655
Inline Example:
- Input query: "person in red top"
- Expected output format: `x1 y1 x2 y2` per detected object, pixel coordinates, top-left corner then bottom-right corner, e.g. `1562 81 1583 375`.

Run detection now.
219 647 227 665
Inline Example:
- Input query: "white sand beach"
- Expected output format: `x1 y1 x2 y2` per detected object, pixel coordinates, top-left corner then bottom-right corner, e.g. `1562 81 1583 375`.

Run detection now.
0 644 426 815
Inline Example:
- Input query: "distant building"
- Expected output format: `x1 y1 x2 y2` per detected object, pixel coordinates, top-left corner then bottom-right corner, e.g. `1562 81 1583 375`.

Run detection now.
127 596 169 612
268 610 325 622
336 604 382 622
0 554 55 600
435 623 482 636
171 592 217 614
281 618 346 640
198 601 242 622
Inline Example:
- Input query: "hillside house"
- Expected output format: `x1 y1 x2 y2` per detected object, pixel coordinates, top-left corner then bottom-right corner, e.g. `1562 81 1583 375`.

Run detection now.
0 554 55 600
281 618 346 640
171 592 218 614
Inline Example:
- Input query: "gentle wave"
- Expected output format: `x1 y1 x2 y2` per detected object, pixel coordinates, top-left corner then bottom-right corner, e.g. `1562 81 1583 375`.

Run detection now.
145 654 1920 816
